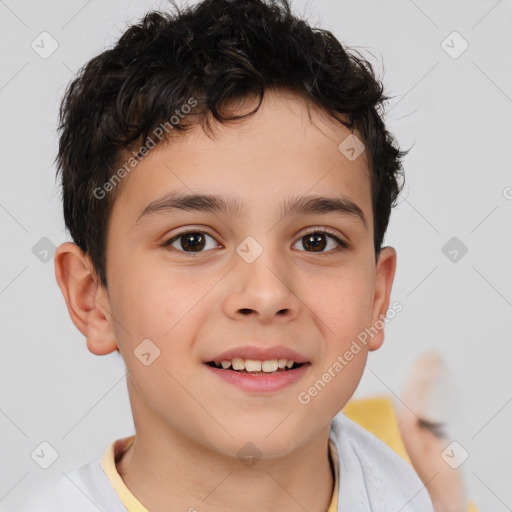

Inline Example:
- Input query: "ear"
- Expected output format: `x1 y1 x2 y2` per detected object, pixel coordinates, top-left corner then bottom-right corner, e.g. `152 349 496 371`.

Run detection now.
54 242 118 355
368 246 397 352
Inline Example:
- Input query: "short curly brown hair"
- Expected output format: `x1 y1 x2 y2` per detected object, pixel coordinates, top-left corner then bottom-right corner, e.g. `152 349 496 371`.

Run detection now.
56 0 406 287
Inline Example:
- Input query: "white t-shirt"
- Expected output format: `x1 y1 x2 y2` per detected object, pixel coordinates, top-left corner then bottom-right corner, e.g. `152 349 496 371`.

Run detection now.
8 412 433 512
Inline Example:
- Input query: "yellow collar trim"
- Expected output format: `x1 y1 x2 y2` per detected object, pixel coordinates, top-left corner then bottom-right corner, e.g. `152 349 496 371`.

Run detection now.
100 435 339 512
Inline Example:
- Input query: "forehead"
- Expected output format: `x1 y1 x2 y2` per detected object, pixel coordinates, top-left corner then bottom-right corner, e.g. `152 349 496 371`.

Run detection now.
111 89 373 227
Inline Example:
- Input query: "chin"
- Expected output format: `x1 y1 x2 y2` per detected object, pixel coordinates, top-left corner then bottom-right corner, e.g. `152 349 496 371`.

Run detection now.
206 421 313 461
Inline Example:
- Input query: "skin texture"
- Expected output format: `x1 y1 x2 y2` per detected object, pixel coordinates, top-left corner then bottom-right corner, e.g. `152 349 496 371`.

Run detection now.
54 89 397 512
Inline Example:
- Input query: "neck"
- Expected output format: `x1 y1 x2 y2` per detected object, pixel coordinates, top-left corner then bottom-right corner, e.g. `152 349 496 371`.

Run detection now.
117 381 335 512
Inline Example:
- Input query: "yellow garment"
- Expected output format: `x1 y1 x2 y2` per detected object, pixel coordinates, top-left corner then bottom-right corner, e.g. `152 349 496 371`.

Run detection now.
100 436 146 512
99 395 479 511
100 435 340 512
344 396 412 465
344 395 479 512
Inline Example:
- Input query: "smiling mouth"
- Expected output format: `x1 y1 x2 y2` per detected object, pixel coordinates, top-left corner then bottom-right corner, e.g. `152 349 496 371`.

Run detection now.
205 361 307 375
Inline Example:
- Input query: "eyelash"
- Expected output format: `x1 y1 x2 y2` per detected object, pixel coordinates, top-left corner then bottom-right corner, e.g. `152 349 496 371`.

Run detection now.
162 228 348 254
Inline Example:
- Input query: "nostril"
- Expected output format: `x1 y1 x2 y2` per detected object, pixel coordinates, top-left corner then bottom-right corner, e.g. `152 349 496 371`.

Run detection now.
240 308 253 315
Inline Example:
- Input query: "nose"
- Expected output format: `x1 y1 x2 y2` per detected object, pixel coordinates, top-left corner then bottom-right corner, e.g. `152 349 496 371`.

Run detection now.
222 246 301 324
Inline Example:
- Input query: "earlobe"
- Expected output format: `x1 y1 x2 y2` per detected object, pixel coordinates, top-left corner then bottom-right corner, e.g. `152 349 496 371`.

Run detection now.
368 246 397 352
54 242 118 355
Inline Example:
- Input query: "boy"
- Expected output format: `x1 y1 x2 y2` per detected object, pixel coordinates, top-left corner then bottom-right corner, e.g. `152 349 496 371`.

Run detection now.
15 0 434 510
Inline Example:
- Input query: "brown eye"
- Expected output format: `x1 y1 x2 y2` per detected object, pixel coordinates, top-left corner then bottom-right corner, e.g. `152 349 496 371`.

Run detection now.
303 233 327 252
293 230 346 253
181 232 205 251
165 231 219 253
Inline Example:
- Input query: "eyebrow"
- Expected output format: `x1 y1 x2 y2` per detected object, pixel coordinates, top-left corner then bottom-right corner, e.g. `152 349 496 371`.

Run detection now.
135 192 367 227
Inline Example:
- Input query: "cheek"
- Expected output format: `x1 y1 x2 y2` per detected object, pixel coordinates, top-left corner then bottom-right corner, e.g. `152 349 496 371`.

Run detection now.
308 270 374 333
108 255 189 338
109 264 216 379
298 344 368 421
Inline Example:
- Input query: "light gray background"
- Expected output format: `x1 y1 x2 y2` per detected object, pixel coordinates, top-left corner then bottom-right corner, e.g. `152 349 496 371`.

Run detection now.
1 0 511 510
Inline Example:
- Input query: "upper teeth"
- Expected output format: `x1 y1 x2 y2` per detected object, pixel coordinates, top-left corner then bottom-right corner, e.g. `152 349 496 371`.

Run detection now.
215 358 296 372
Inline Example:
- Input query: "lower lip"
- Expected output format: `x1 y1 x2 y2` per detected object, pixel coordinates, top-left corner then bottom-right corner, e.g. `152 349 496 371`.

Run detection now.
204 363 311 393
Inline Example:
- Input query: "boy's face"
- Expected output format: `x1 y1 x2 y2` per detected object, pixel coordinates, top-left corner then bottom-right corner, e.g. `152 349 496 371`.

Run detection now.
57 89 396 458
